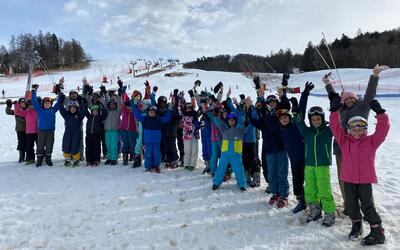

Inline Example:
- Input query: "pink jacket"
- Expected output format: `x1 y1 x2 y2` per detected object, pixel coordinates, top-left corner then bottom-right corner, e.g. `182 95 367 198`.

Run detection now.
329 111 390 184
119 93 137 132
14 103 38 134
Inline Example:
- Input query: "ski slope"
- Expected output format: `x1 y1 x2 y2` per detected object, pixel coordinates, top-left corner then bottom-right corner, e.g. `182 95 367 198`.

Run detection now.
0 61 399 249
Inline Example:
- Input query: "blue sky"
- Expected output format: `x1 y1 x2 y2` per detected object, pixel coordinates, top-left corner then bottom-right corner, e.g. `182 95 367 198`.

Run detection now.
1 0 400 62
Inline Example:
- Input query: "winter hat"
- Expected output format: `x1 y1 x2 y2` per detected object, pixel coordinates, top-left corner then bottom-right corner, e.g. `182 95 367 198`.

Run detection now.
341 91 358 102
90 104 100 111
276 108 292 120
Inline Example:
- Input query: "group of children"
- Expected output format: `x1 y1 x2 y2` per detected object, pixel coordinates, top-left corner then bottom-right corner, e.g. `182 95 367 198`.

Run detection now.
5 64 390 246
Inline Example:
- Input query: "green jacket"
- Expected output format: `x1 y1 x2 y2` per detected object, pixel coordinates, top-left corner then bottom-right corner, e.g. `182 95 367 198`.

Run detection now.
6 106 26 132
294 114 333 167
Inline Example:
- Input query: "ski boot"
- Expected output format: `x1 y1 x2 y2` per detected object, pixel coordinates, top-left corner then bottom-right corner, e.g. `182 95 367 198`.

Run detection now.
73 160 80 167
348 220 363 241
104 159 111 165
361 225 385 245
122 153 128 166
277 197 288 208
306 204 322 223
292 198 307 214
268 194 279 205
45 154 53 166
36 155 44 167
322 213 336 227
18 151 25 163
64 160 71 167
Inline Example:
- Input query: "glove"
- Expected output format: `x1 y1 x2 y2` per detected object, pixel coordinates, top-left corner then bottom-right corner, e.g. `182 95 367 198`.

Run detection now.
213 82 223 94
303 81 314 95
54 84 61 95
173 89 179 97
153 86 158 92
124 100 131 107
289 97 299 114
370 99 386 114
195 80 201 86
329 93 342 112
188 90 194 98
253 76 260 90
117 78 123 87
144 80 149 87
282 73 290 86
118 86 127 95
6 99 12 107
100 85 107 95
239 94 245 100
32 84 39 90
88 86 94 96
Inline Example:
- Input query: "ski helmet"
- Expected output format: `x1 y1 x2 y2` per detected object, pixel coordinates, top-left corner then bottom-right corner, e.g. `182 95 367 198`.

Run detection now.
266 95 278 103
69 89 79 97
227 113 238 125
18 97 26 103
307 106 325 124
276 108 292 119
42 97 53 107
157 96 167 106
147 105 157 114
90 104 100 111
347 116 368 131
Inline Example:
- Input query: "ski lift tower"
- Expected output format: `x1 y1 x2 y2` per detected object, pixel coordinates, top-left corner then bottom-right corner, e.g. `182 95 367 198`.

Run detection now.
145 61 152 77
23 51 41 99
159 58 163 68
130 60 137 78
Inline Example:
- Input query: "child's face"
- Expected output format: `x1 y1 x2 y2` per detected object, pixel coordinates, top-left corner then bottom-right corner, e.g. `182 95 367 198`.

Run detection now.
109 103 117 110
92 109 99 116
70 106 77 113
70 92 78 100
44 101 52 109
349 127 366 139
228 118 236 127
311 115 323 128
279 115 290 126
268 100 277 109
148 110 156 117
20 102 27 109
344 97 357 108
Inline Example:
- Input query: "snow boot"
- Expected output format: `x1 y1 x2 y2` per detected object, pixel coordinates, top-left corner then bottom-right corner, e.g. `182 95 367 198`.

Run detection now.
361 225 385 246
36 155 44 167
122 153 128 166
348 220 363 241
268 194 279 205
322 213 336 227
277 197 288 208
132 155 141 168
154 167 161 173
73 160 80 167
223 171 231 182
129 153 134 162
212 184 219 191
110 160 117 166
292 198 307 214
64 160 71 167
45 154 53 166
253 172 261 187
104 159 111 165
18 151 25 163
306 204 322 223
265 185 271 194
202 160 210 174
240 187 247 192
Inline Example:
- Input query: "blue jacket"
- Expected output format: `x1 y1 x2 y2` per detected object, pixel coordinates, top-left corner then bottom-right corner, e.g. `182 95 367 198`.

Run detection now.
132 103 172 144
31 90 61 131
264 115 304 162
226 98 256 143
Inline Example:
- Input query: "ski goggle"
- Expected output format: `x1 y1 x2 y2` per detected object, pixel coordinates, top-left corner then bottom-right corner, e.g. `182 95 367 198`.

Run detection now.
276 109 291 118
185 103 193 109
308 106 324 116
266 95 278 103
347 120 368 130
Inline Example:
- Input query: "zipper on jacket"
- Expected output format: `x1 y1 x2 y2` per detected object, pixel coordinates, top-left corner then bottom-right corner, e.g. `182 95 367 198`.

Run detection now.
314 128 319 166
91 117 95 134
325 144 329 161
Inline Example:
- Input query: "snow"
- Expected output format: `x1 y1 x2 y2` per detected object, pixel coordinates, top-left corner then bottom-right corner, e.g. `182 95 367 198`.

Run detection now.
1 61 400 249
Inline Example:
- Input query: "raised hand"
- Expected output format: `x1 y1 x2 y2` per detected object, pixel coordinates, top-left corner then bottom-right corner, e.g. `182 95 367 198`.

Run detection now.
282 73 290 86
373 64 389 77
329 93 342 112
370 99 386 114
303 81 314 95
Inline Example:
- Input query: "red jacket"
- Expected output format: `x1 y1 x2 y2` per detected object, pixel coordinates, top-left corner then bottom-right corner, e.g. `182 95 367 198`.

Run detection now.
329 111 390 184
119 93 137 132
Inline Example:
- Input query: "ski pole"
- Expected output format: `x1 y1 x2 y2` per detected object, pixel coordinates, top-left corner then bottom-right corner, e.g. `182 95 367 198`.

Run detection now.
322 32 345 92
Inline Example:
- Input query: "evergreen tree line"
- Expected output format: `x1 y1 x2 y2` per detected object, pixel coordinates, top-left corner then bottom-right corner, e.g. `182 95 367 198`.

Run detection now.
184 28 400 73
0 31 89 73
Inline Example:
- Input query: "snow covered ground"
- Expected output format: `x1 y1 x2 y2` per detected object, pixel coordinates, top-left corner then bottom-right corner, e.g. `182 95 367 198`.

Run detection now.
0 62 399 249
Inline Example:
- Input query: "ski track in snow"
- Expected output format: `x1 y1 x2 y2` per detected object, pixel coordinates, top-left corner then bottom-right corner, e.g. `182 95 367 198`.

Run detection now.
0 62 399 249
